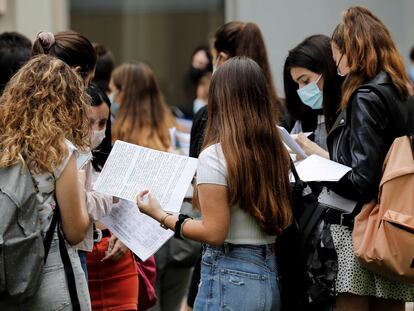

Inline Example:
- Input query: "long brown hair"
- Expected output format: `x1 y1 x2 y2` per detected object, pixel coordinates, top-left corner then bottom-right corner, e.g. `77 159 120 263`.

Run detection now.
213 21 281 120
203 57 292 235
332 6 410 110
0 55 90 173
111 63 175 151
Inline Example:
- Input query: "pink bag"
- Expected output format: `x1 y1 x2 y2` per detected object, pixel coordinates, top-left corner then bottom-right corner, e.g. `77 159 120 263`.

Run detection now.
353 135 414 283
136 256 157 311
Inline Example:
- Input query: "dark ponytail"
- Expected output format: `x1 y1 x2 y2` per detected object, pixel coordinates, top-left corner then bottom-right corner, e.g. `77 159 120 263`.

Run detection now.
214 21 281 120
33 30 96 79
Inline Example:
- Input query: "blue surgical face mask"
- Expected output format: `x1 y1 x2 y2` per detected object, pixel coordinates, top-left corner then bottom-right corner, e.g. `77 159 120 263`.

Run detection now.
297 75 323 110
109 92 120 118
408 66 414 82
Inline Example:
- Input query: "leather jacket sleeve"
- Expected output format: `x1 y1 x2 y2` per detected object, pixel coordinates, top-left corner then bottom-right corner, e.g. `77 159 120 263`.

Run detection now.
330 91 390 202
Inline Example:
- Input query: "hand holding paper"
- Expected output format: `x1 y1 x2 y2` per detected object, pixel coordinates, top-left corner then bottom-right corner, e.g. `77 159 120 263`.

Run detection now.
295 133 329 160
277 126 309 159
136 189 165 222
101 199 174 261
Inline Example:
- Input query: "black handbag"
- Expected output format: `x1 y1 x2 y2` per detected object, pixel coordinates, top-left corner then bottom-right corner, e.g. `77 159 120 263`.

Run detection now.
276 162 338 311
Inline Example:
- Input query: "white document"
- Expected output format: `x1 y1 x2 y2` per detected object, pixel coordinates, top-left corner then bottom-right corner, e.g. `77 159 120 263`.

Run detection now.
294 154 351 182
290 132 313 140
318 187 357 213
277 126 308 159
101 200 174 261
93 140 198 213
77 152 92 170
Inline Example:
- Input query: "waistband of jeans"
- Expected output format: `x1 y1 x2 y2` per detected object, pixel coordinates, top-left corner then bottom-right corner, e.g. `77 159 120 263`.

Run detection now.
204 242 276 255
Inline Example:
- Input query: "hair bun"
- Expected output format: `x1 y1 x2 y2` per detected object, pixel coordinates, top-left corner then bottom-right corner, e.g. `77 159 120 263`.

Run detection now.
37 31 55 50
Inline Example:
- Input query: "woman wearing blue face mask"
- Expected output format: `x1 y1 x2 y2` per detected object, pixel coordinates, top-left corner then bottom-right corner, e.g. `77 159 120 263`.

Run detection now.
283 34 343 158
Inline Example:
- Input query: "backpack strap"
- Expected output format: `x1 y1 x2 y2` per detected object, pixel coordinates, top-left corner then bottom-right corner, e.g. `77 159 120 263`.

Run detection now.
53 198 81 311
42 208 82 311
43 208 58 263
57 223 81 311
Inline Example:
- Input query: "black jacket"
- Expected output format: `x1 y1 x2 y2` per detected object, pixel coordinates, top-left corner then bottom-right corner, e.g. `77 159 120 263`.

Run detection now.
326 72 414 203
189 105 208 158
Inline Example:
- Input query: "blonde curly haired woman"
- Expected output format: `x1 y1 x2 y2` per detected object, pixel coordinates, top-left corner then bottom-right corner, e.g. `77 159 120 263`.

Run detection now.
0 55 91 310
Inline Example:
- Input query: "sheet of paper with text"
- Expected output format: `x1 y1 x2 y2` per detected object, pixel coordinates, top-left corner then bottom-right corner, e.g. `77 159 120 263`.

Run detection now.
101 199 174 261
93 140 198 213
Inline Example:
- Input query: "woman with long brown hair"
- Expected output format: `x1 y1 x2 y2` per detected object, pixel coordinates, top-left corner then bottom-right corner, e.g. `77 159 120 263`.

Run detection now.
111 63 176 151
136 57 291 311
327 7 414 311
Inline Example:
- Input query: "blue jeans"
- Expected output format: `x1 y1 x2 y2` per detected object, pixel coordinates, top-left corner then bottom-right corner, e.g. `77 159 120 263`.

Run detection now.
78 250 88 281
193 243 281 311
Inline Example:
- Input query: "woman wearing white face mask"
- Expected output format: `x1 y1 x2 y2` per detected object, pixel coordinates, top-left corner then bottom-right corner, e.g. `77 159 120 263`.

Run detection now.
75 83 115 277
283 34 343 159
82 83 140 311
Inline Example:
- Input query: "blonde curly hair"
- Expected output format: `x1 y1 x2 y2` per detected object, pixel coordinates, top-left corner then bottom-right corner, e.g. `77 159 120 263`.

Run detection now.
0 55 91 173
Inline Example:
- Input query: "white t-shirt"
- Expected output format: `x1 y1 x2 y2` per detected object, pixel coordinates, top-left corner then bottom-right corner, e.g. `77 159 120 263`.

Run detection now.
33 139 77 235
196 143 277 245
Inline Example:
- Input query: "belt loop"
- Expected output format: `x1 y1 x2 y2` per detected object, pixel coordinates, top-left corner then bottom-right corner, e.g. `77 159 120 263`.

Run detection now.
223 242 230 254
340 212 345 226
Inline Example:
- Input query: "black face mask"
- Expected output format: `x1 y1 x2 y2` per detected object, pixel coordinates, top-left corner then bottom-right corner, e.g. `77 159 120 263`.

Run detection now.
188 67 208 85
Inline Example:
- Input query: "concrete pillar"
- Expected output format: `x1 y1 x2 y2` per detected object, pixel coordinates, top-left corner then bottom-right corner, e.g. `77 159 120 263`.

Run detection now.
0 0 69 41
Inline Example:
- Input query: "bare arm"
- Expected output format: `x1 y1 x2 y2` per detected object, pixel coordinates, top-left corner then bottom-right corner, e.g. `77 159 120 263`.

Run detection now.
55 154 90 244
137 183 230 245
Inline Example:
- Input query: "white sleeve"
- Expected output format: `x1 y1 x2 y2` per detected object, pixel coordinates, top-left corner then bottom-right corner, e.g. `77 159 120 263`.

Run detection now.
55 140 78 179
83 161 113 221
196 145 227 186
85 191 113 221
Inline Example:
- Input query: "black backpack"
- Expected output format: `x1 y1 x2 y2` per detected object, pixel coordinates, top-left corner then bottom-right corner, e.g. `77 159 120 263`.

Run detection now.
277 163 338 311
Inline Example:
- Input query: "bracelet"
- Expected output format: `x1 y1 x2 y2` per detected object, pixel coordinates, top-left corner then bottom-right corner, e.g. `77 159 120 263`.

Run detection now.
160 212 173 229
180 218 191 240
174 214 192 240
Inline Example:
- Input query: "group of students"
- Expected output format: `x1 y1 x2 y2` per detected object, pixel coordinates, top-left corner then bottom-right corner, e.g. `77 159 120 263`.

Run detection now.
0 5 414 311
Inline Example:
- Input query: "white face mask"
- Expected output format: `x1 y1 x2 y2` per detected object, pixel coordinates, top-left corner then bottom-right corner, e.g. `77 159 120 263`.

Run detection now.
91 128 106 150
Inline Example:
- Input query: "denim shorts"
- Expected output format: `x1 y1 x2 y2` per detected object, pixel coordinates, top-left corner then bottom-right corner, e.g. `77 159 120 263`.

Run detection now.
193 243 281 311
2 238 91 311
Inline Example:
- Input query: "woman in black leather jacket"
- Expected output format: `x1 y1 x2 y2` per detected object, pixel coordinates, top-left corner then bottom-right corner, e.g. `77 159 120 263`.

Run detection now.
327 7 414 311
